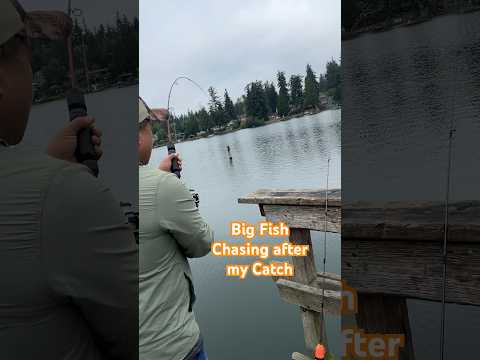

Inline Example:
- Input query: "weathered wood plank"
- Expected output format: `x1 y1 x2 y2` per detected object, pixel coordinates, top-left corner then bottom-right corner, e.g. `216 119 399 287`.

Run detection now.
355 294 415 360
290 229 317 284
313 272 342 292
276 279 341 315
343 200 480 242
301 309 324 352
342 239 480 305
240 191 479 242
272 271 342 292
316 271 341 282
238 188 341 207
263 204 341 233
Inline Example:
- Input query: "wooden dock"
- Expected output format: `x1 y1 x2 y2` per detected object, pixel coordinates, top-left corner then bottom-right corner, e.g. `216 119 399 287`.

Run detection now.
240 189 480 359
342 199 480 360
239 189 342 360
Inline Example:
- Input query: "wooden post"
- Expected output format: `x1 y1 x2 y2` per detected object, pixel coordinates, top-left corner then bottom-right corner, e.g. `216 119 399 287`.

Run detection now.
290 228 325 350
290 229 316 285
355 293 415 360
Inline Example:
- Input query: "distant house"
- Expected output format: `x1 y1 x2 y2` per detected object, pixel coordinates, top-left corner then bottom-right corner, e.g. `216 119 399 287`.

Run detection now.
151 108 168 122
89 68 111 90
239 115 248 127
319 93 334 109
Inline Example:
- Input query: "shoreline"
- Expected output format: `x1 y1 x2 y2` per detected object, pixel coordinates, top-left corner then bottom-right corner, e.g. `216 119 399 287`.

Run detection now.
32 82 139 106
155 106 341 148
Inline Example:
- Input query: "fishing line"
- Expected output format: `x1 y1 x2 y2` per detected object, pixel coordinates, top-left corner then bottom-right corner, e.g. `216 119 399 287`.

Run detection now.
440 128 454 360
320 157 330 345
166 76 209 143
439 1 464 358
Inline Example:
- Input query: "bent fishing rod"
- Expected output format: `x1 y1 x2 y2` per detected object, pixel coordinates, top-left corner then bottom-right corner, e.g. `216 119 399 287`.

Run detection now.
166 76 209 178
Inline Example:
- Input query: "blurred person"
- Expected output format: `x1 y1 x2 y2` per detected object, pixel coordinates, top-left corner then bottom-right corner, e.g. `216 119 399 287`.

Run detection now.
138 98 213 360
0 1 138 359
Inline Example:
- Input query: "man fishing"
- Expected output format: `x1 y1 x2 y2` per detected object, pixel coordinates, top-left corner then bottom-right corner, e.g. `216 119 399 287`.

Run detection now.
138 98 213 360
0 1 138 358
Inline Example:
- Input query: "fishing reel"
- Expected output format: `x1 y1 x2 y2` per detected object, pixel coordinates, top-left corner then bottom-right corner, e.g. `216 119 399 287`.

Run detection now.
120 202 139 244
190 190 200 208
166 143 199 208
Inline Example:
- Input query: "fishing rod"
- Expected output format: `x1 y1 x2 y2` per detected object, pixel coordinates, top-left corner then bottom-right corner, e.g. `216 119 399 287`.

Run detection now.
65 2 98 177
166 76 209 178
315 158 330 360
439 1 463 358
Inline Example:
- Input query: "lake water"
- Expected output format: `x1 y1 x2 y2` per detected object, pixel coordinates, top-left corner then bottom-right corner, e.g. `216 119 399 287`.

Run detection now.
343 11 480 359
343 12 480 203
151 110 341 359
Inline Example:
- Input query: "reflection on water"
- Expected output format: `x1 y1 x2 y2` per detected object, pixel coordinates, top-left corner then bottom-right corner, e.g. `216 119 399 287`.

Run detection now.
408 299 480 359
152 110 341 359
343 11 480 359
343 12 480 203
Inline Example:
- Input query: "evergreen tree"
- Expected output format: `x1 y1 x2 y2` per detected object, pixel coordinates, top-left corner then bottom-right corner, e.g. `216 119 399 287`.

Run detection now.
245 81 268 122
234 97 245 117
208 86 225 127
197 107 211 131
264 82 278 115
318 74 328 92
326 59 341 90
277 71 290 117
184 115 199 138
223 89 237 121
289 74 304 113
151 121 167 145
304 64 320 109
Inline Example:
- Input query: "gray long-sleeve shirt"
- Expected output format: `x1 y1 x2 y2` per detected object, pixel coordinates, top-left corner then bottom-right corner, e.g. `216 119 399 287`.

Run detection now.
0 145 138 359
139 165 213 360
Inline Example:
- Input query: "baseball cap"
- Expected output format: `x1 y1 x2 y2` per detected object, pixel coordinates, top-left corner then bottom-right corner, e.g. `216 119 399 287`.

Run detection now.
0 0 72 47
139 97 165 124
139 97 152 124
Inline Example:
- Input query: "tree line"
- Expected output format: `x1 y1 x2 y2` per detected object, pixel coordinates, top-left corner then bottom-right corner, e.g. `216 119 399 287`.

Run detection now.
157 60 342 144
32 13 139 102
342 0 480 35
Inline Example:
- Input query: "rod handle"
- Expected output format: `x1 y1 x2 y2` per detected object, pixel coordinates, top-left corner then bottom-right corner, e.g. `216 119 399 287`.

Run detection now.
167 143 181 178
66 88 99 177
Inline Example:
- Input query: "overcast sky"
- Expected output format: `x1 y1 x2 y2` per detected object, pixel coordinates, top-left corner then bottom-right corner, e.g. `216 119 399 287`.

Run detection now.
140 0 340 114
